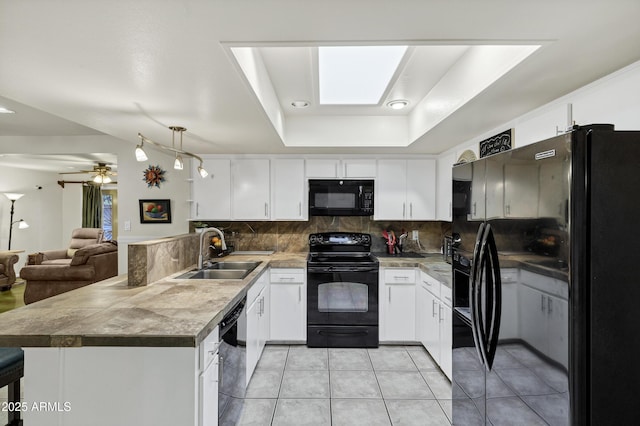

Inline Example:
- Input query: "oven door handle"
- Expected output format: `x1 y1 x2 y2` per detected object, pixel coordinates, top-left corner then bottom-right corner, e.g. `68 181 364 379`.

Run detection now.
307 266 379 273
318 330 369 337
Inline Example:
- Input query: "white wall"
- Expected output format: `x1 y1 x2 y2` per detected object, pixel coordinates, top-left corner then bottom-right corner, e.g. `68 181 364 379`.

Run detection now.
445 59 640 159
0 135 192 274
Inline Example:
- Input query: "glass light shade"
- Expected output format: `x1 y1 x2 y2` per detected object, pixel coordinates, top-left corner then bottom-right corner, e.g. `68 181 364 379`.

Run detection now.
135 145 148 162
198 164 209 178
18 220 29 229
4 193 24 201
93 174 112 184
174 154 184 170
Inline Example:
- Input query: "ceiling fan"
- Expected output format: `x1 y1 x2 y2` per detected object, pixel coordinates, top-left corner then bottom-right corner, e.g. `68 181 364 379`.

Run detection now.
61 162 117 184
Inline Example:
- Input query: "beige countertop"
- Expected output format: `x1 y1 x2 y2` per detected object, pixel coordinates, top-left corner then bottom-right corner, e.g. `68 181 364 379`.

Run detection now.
0 252 453 349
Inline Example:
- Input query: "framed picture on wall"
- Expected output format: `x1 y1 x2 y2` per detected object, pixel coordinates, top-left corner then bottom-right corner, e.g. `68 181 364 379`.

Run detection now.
139 199 172 224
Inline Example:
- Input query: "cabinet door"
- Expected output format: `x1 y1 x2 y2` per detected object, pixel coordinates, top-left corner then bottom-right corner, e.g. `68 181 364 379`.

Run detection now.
306 159 339 178
343 159 377 178
504 164 539 218
518 285 548 355
436 153 455 221
232 159 270 220
439 303 452 380
199 354 218 426
423 288 441 362
406 159 436 220
485 157 504 219
382 283 416 341
375 160 407 220
546 294 569 369
273 159 306 220
245 297 260 386
258 288 269 360
192 158 231 220
470 161 485 220
270 283 306 341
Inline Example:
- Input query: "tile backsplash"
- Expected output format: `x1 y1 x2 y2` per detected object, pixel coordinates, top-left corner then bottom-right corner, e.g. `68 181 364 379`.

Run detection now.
191 218 452 254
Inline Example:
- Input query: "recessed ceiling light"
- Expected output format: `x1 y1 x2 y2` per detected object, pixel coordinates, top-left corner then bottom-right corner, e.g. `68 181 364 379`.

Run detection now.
387 100 409 110
291 100 310 108
0 106 15 114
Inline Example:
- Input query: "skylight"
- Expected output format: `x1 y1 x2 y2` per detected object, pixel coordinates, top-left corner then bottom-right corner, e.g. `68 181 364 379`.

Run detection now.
318 46 407 105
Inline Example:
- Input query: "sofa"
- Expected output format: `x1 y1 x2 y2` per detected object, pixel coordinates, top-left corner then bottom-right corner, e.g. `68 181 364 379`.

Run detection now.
21 241 118 304
33 227 104 266
0 252 19 290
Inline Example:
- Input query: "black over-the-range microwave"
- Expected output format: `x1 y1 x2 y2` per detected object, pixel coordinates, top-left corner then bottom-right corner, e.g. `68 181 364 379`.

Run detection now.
308 179 374 216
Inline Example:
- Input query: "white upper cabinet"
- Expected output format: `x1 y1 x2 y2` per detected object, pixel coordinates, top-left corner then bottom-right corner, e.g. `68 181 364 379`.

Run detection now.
231 159 271 220
436 153 456 221
272 159 306 220
191 158 231 220
305 158 376 178
376 159 436 220
342 159 377 178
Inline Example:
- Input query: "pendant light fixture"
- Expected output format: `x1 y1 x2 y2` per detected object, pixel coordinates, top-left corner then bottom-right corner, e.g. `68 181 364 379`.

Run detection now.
171 126 185 170
136 126 208 178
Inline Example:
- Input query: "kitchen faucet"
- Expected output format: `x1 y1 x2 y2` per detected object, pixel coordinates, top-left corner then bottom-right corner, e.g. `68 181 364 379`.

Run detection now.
198 227 227 269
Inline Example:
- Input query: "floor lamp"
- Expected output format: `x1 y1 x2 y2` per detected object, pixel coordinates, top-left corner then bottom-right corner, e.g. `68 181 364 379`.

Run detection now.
4 193 29 250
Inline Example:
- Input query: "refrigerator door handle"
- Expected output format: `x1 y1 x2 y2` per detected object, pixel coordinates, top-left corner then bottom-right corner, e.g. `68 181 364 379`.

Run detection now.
470 223 489 368
484 225 502 371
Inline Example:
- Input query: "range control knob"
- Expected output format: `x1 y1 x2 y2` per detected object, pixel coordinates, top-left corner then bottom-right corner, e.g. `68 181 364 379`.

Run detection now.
361 234 371 244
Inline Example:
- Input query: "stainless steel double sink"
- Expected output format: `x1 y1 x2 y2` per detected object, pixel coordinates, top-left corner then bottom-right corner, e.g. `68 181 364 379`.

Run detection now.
176 261 262 280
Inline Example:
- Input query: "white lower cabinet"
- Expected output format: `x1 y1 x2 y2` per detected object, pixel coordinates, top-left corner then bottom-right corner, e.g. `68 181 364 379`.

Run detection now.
380 268 416 342
269 268 306 342
23 326 220 426
245 270 269 386
416 270 452 380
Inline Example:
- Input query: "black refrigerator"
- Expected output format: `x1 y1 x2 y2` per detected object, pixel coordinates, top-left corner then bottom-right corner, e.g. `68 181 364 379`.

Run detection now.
451 124 640 425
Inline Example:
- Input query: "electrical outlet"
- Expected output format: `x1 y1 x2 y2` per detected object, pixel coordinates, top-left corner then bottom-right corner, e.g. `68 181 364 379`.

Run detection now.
124 220 131 231
412 230 419 240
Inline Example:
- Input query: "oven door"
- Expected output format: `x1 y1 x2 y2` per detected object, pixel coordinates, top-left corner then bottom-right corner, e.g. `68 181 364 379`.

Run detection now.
307 266 379 347
307 266 378 325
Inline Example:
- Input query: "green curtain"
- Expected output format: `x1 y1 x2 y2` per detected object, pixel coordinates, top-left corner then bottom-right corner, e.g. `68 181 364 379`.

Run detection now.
82 183 102 228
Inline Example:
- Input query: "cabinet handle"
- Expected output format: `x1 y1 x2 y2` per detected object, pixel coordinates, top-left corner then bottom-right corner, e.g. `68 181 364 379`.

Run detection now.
344 163 347 177
279 277 295 281
449 202 452 218
439 304 444 322
473 202 477 216
506 205 511 215
432 299 438 317
394 275 409 280
388 287 391 303
265 203 268 217
196 202 199 217
410 202 413 218
299 202 302 216
219 356 224 387
403 203 406 218
298 286 301 302
541 294 545 313
548 297 553 314
422 279 432 287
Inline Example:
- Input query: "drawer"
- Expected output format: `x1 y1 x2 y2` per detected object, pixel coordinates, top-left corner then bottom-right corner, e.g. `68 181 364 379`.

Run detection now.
270 268 305 284
440 285 452 307
384 268 416 284
420 271 441 297
199 325 220 371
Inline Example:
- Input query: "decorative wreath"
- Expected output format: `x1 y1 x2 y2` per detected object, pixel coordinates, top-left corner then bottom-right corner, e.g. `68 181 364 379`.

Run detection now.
143 164 166 188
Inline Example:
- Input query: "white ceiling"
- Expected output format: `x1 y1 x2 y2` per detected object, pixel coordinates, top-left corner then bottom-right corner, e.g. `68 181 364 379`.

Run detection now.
1 0 639 164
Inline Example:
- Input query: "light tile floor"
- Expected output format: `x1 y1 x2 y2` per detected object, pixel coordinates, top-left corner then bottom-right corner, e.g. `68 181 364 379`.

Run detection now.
235 345 452 425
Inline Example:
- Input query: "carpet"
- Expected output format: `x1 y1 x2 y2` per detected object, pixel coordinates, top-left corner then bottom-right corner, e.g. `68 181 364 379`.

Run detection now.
0 280 25 314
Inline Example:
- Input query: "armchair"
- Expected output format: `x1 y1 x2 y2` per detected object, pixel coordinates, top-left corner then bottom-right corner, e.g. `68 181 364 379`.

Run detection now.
21 241 118 304
0 252 19 290
36 228 104 265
